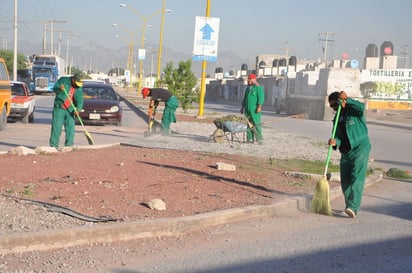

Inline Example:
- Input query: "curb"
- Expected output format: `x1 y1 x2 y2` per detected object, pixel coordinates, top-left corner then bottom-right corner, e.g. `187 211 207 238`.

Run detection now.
0 171 383 255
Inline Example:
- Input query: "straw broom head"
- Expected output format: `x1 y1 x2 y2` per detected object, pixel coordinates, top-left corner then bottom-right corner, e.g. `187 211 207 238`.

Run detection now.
310 177 332 216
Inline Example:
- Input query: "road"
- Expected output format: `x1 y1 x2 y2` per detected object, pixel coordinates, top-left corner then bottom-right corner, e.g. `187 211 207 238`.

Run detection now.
0 95 146 152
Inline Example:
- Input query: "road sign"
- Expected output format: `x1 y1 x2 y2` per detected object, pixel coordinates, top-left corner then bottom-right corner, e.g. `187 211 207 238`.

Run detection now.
192 16 220 62
125 70 130 83
138 49 146 60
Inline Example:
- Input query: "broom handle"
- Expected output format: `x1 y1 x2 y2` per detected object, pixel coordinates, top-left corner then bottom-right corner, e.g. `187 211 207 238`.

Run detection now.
324 103 342 177
61 86 87 128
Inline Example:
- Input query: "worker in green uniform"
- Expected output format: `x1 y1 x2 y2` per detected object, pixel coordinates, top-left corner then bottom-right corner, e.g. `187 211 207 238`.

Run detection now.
142 87 179 135
328 91 371 218
49 73 84 148
240 73 265 144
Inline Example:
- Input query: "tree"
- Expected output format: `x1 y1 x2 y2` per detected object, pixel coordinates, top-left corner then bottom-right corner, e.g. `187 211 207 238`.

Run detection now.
158 60 198 113
0 49 29 74
70 67 89 79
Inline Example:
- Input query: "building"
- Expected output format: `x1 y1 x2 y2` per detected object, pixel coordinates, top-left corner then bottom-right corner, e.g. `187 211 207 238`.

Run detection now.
206 41 412 121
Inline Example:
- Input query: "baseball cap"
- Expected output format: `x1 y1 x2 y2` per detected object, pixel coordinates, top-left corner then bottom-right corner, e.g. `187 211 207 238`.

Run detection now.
72 73 83 87
248 73 257 79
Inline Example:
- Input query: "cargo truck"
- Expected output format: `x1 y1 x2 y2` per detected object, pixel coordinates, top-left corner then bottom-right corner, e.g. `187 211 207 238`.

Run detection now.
32 55 65 93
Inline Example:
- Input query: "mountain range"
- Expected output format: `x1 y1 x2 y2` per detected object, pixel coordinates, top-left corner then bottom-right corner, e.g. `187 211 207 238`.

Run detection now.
15 39 252 77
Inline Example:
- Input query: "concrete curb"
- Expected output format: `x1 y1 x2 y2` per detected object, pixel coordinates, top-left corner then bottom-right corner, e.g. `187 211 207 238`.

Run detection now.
0 171 383 255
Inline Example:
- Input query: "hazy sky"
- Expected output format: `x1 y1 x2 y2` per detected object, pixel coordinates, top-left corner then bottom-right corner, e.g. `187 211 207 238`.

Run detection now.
1 0 411 66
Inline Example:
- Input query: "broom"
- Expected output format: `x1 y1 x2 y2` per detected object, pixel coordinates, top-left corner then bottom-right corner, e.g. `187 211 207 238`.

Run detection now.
310 102 342 216
61 86 95 145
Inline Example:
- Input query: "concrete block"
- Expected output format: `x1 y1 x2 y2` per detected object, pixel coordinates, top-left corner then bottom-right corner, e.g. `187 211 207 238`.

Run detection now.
216 162 236 171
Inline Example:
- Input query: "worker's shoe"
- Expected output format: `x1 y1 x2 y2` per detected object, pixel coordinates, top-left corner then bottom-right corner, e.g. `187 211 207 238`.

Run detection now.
344 208 356 218
258 141 263 145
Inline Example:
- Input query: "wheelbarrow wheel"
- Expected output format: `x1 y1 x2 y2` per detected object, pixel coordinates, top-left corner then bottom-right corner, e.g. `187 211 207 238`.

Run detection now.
213 128 225 143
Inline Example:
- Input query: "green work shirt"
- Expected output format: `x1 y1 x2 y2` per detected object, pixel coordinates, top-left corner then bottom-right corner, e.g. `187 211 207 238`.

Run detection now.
333 98 370 154
242 85 265 116
53 76 84 113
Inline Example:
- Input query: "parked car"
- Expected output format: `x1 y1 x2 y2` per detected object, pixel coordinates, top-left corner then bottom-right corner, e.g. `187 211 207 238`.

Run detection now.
8 81 35 123
79 82 122 126
0 58 11 130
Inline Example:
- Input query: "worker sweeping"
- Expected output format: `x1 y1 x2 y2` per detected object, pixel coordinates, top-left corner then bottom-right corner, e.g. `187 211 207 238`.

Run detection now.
240 73 265 144
328 91 371 218
142 87 179 136
49 73 84 148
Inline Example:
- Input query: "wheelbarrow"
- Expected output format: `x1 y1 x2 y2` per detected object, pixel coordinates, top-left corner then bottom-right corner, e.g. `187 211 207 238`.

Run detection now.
212 120 248 143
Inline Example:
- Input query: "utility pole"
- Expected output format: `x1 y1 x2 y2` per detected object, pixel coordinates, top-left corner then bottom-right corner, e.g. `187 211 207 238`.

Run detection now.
284 41 289 59
281 41 292 63
0 37 7 50
318 32 335 64
400 45 409 69
49 19 66 55
12 0 18 81
64 32 76 75
55 31 74 52
42 22 47 54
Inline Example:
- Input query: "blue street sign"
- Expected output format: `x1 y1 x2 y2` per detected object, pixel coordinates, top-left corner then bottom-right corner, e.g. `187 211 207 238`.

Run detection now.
193 16 220 62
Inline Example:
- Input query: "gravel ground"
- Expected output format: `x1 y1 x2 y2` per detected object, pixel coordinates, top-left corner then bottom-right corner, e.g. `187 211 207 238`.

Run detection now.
0 118 339 237
0 119 340 273
148 120 338 163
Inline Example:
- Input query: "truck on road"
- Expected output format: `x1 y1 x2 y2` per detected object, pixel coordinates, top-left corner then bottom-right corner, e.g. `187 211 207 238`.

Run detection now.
32 55 65 94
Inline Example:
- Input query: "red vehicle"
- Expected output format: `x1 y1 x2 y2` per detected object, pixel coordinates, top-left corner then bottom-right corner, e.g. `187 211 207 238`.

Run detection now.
8 81 35 123
79 82 122 126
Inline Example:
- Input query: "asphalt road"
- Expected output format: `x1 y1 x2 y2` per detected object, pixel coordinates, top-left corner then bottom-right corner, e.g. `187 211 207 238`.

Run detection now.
0 95 147 152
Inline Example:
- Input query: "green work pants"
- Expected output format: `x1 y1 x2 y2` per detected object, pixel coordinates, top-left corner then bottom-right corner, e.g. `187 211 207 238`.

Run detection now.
246 113 263 142
49 107 76 148
161 96 178 134
340 139 371 214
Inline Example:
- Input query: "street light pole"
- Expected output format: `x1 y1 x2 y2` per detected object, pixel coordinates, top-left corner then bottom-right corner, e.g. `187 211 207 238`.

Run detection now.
157 0 167 81
12 0 18 81
138 19 147 94
113 23 136 91
120 3 171 93
197 0 211 118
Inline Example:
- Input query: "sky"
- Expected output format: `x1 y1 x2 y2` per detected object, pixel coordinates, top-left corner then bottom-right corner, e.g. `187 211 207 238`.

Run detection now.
1 0 412 72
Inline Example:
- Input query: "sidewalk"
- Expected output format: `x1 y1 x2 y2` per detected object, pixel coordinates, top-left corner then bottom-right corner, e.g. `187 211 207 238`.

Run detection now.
0 89 386 255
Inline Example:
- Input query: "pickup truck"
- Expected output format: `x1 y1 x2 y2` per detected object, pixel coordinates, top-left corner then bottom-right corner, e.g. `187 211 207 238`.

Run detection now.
9 81 35 123
0 58 11 130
